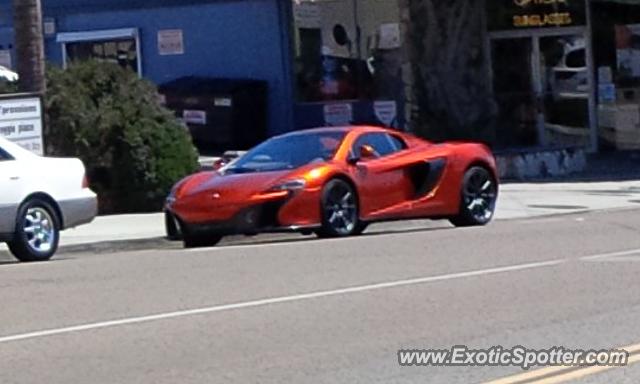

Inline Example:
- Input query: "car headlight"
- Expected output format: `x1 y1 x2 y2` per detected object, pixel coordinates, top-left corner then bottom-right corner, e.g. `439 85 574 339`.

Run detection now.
166 184 180 204
268 179 306 192
166 191 177 205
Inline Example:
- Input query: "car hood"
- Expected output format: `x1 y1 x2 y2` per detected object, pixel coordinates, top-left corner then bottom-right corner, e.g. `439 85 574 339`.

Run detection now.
181 170 294 202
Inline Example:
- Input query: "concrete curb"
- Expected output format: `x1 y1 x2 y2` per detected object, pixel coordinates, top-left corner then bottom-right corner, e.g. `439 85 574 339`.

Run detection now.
57 237 181 255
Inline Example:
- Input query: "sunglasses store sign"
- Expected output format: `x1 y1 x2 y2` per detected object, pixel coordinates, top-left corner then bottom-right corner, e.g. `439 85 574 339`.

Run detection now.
0 97 44 155
488 0 585 31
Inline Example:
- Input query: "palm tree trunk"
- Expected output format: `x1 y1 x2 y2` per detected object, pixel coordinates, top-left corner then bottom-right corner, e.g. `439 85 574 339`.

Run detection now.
13 0 46 94
399 0 496 143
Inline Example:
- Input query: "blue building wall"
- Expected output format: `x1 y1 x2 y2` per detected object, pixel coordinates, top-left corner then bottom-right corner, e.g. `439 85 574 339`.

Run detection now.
0 0 295 137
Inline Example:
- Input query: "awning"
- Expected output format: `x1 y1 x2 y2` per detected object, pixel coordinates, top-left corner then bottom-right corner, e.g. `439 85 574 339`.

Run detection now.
56 28 138 43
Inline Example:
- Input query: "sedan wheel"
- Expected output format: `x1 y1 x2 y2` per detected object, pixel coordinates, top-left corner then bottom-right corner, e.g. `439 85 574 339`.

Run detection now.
317 179 363 238
8 199 60 262
450 167 498 227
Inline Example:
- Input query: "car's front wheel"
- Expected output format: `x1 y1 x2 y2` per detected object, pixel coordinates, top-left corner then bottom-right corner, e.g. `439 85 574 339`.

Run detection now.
165 211 183 241
316 179 364 238
8 198 60 262
449 166 498 227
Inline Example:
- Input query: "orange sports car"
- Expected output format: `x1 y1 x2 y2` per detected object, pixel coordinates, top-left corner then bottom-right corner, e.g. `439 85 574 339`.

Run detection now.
165 126 498 247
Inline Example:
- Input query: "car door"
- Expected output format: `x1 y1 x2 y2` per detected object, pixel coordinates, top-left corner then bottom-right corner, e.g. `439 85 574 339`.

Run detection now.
349 132 412 218
0 145 26 234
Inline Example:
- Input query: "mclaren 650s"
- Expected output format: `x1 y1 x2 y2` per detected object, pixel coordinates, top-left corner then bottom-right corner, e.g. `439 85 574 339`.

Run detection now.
165 126 498 248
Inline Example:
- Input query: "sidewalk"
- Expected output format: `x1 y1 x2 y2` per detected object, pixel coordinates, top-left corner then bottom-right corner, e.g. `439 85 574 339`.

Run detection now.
2 179 640 255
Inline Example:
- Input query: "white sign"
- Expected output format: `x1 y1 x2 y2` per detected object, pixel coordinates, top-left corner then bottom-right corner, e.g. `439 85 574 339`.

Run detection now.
294 3 321 29
324 103 353 126
183 110 207 125
158 29 184 56
378 23 401 50
43 18 56 36
214 97 233 107
598 83 616 104
374 100 398 127
0 97 44 155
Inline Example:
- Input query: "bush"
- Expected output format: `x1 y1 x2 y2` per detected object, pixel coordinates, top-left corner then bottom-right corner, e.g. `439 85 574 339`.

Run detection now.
45 61 199 213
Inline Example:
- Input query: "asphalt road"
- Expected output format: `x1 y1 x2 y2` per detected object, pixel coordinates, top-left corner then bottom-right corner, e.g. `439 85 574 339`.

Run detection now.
2 209 640 383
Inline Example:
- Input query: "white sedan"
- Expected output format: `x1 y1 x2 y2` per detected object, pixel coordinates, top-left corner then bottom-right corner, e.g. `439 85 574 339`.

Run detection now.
0 137 97 262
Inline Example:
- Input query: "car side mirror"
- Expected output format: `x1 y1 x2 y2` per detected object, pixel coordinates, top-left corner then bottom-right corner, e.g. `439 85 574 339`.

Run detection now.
348 145 377 165
212 159 227 171
359 145 377 159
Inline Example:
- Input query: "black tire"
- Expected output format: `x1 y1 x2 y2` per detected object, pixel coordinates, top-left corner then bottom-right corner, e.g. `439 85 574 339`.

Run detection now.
316 179 364 238
165 211 183 241
8 198 60 262
182 230 223 249
449 166 498 227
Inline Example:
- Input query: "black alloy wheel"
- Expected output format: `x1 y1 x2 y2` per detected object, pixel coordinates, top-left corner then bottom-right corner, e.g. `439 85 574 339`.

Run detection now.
450 166 498 227
317 179 364 238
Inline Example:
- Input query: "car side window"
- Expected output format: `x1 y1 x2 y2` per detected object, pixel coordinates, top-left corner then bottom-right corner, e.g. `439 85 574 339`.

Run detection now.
352 133 398 159
0 146 12 161
387 134 407 152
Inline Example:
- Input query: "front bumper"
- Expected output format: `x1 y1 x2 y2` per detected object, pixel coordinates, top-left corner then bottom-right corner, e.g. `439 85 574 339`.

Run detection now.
166 187 323 236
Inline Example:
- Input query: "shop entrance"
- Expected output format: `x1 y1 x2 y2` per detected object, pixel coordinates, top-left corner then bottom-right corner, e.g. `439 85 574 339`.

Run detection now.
490 28 596 150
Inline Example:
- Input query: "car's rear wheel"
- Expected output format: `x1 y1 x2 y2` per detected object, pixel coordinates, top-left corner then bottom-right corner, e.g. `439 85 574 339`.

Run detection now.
317 179 364 238
8 198 60 262
449 166 498 227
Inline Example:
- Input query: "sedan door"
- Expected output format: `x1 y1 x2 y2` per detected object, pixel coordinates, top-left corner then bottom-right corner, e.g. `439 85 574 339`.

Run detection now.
0 145 26 234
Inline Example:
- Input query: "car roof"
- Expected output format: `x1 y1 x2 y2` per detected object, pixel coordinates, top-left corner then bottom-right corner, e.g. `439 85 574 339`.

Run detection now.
277 125 394 138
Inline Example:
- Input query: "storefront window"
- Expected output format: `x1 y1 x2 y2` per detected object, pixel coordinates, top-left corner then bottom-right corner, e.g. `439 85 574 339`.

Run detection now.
487 0 595 150
57 28 142 75
66 39 138 73
292 0 402 103
539 35 591 148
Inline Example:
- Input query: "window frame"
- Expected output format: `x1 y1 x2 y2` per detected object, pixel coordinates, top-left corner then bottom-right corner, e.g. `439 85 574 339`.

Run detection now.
350 132 404 160
387 134 407 152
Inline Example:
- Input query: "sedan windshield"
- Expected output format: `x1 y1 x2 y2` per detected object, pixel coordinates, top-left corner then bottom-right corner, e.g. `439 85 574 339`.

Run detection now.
225 131 346 174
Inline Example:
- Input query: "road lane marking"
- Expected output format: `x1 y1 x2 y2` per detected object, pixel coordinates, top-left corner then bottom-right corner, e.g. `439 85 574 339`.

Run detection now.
579 248 640 262
484 342 640 384
0 259 564 344
584 256 640 263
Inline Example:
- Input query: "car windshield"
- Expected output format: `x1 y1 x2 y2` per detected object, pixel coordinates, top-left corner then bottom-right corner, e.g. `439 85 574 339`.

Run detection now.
225 131 346 174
